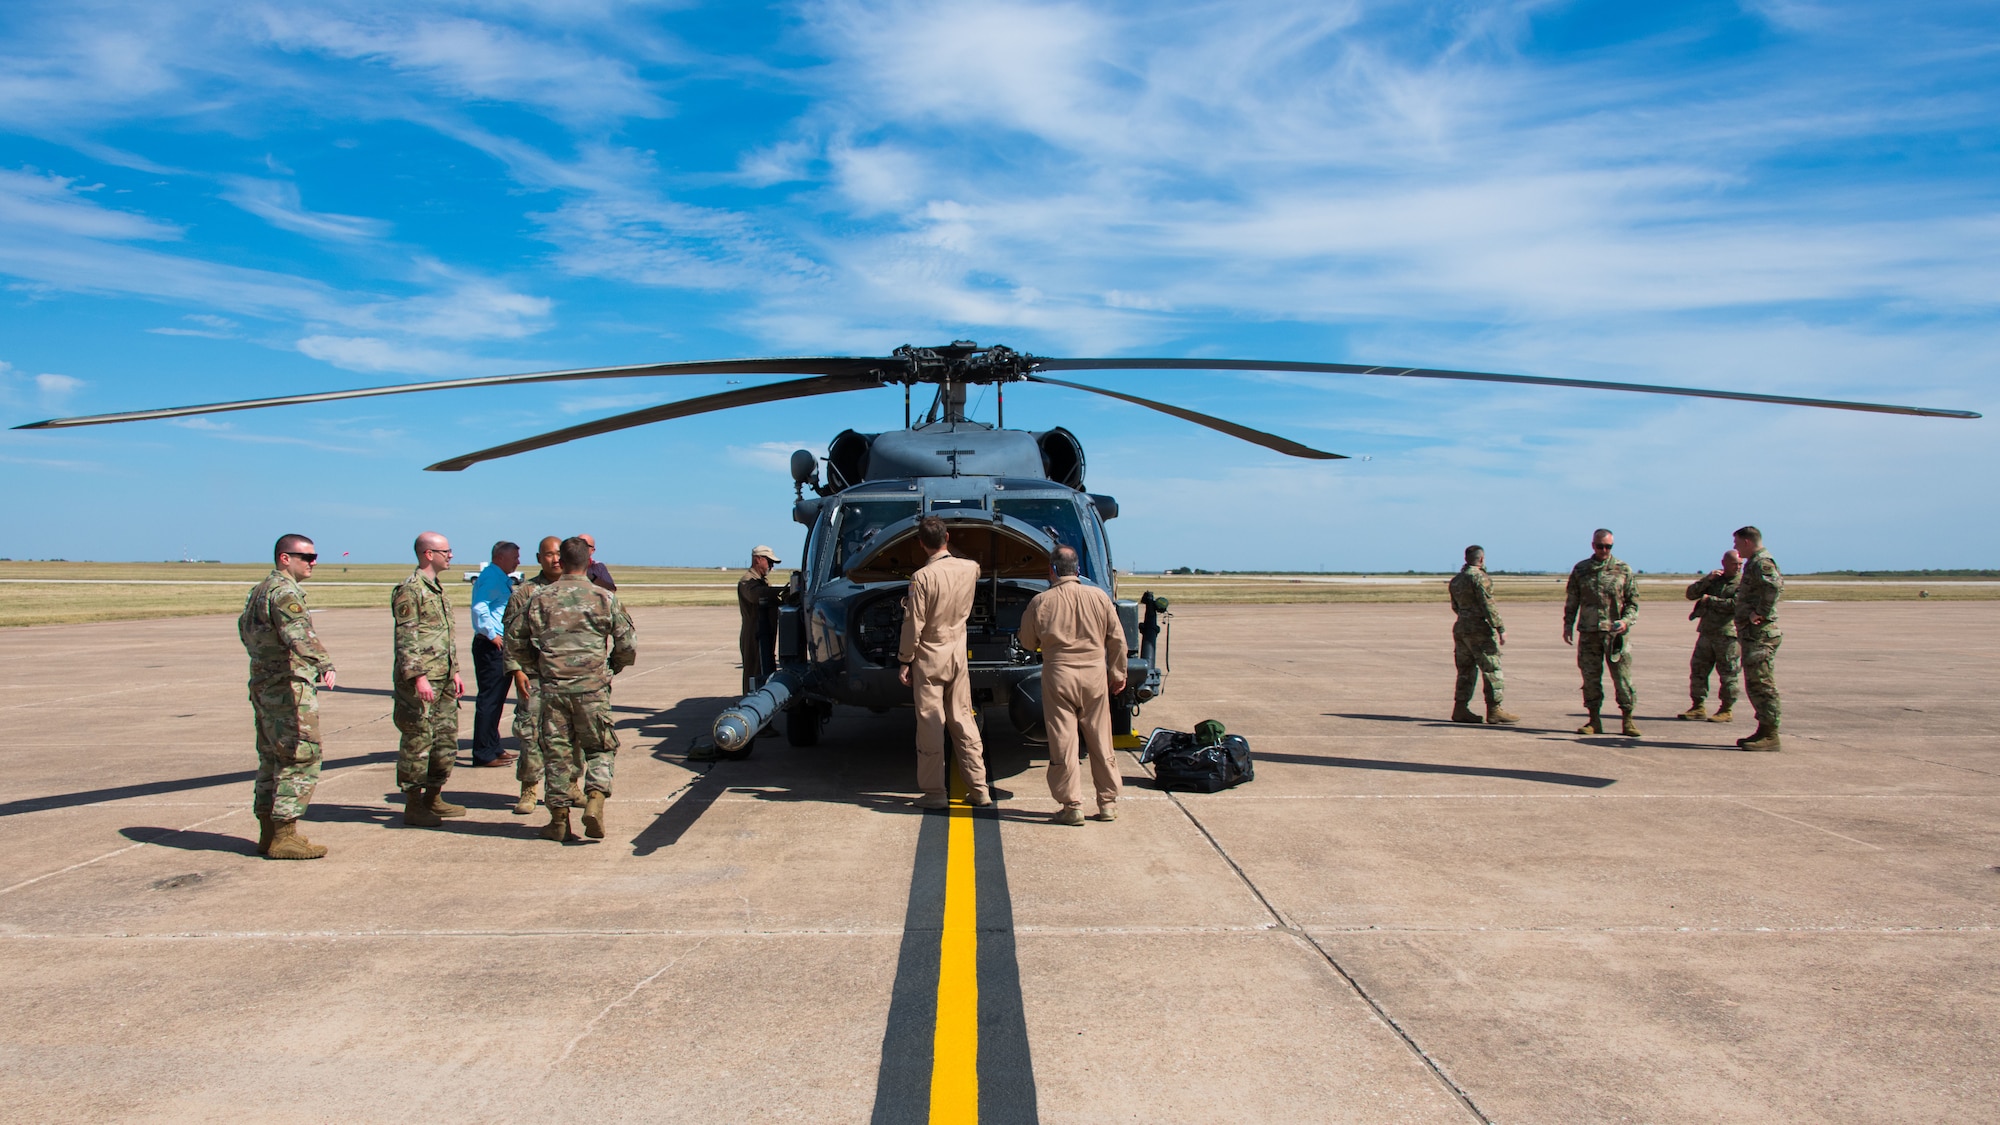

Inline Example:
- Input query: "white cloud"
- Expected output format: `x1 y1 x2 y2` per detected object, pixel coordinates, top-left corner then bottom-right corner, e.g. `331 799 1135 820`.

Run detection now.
257 9 669 123
220 177 391 241
727 439 824 472
295 334 489 375
34 372 83 396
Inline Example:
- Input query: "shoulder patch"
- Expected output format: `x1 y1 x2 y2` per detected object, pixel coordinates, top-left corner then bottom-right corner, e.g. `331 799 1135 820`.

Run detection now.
285 601 303 614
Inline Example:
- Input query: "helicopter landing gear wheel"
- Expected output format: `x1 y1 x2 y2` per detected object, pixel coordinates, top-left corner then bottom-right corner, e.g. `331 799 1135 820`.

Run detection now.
786 703 825 747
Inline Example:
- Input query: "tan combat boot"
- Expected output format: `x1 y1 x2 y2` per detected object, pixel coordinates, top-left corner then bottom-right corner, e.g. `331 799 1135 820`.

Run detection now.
1576 710 1602 735
1093 801 1119 822
1621 711 1642 738
568 782 584 805
582 791 607 839
255 812 275 856
1053 806 1085 826
426 788 467 818
266 819 327 860
1450 702 1482 724
1678 703 1707 721
1739 726 1781 752
403 788 442 828
512 782 540 816
1485 704 1520 725
540 806 574 842
1708 705 1734 723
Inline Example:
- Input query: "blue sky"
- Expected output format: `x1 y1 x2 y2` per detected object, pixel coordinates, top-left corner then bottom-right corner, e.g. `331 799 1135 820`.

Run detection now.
0 0 1993 572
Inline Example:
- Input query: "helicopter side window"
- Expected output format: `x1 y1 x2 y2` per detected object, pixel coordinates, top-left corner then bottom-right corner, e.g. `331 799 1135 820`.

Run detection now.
832 500 920 576
993 498 1094 582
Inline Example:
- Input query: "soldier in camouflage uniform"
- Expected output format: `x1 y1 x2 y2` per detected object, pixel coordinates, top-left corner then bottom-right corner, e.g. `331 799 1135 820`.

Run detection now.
507 536 637 842
393 531 467 827
238 534 337 860
1732 526 1784 751
1680 550 1741 722
1447 546 1517 725
503 536 563 815
1564 528 1641 737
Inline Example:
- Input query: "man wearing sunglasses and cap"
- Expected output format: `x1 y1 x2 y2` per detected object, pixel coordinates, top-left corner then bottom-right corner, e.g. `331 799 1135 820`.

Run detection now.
738 545 786 709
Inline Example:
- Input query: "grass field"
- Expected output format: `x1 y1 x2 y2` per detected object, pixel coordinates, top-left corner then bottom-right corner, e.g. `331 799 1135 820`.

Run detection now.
0 561 1992 627
0 561 750 627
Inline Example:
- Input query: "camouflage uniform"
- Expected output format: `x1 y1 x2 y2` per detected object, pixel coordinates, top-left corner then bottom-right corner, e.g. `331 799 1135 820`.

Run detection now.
506 574 636 810
1447 563 1506 709
1565 552 1639 714
1684 572 1740 711
239 571 334 821
502 571 558 786
1735 548 1784 732
392 572 460 793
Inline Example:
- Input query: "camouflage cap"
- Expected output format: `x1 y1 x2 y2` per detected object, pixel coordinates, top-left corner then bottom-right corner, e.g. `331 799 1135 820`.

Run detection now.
752 545 782 563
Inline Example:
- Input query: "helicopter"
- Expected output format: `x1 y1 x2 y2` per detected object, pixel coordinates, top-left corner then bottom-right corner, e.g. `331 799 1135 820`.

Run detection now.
17 341 1979 752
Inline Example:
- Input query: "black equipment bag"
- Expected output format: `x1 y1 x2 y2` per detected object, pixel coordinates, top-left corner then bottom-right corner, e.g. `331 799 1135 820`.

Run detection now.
1140 727 1254 793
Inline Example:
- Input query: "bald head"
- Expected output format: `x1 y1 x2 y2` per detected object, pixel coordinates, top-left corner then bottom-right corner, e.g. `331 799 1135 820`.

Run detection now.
412 531 452 577
1052 545 1080 577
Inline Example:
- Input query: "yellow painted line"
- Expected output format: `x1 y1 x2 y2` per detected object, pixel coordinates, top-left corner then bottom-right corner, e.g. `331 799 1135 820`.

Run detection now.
929 770 980 1122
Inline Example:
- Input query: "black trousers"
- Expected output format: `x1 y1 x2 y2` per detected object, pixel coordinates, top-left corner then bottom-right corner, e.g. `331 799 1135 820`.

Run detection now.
471 634 508 761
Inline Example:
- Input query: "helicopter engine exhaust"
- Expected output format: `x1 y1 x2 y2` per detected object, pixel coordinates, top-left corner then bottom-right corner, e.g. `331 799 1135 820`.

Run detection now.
713 668 806 752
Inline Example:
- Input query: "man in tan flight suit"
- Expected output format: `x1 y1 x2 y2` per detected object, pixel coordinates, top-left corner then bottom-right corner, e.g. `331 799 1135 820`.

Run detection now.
1019 546 1127 826
896 515 993 810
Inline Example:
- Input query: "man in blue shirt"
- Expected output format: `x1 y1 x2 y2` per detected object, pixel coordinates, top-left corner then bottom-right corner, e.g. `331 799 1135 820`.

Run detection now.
470 540 521 767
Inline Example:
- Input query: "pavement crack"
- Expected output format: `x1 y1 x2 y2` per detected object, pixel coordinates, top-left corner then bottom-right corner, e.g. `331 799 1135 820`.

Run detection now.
1721 798 1886 850
556 936 710 1066
1137 754 1494 1125
0 809 240 896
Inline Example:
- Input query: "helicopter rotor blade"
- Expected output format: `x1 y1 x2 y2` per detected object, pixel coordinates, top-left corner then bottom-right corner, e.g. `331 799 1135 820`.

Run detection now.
1023 374 1347 460
425 374 877 472
1034 358 1982 420
13 356 894 430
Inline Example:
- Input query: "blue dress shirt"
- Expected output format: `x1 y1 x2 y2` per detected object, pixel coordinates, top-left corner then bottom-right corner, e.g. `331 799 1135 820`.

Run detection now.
470 563 515 641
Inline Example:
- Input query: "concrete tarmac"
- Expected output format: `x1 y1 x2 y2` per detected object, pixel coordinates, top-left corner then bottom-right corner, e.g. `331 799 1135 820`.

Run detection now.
0 601 1994 1123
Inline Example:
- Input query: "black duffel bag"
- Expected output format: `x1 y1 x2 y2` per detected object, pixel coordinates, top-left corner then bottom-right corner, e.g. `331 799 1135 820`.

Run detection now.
1141 723 1254 793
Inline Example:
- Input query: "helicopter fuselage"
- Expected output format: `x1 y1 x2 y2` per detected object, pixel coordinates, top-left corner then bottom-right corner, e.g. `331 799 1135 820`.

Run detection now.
718 419 1169 749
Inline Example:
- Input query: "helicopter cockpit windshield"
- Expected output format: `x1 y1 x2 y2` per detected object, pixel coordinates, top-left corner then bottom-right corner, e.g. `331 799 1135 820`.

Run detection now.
826 498 922 579
843 515 1056 584
990 497 1103 582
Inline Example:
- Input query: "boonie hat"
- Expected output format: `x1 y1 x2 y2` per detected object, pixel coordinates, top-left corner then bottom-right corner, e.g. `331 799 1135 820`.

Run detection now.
1194 719 1226 747
752 545 782 563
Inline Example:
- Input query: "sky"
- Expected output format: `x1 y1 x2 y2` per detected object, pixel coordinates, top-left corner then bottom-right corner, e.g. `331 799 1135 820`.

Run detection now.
0 0 1994 573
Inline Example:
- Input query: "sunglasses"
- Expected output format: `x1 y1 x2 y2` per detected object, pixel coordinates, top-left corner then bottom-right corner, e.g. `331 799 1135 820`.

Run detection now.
286 552 319 563
1593 543 1613 552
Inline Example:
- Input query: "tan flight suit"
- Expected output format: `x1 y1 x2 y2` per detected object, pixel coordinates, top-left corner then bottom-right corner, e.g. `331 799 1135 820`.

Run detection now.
1019 575 1127 812
897 552 991 801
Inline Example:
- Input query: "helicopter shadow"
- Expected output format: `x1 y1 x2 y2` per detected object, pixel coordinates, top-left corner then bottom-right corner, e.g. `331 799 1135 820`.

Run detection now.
0 750 399 819
118 826 256 855
627 707 1041 855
